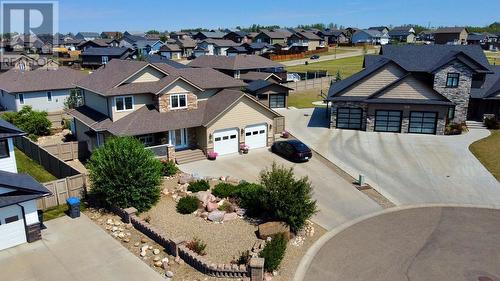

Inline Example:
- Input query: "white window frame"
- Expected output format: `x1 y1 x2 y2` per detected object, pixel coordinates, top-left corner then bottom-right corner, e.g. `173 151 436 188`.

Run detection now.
102 56 109 64
18 93 24 104
138 134 154 146
47 91 52 101
235 70 241 79
115 96 134 112
169 93 188 109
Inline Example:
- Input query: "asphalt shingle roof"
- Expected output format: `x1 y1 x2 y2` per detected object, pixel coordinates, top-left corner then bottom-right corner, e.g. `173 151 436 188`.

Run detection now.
82 47 131 56
188 55 284 70
0 67 87 93
0 119 25 139
471 65 500 99
0 170 51 194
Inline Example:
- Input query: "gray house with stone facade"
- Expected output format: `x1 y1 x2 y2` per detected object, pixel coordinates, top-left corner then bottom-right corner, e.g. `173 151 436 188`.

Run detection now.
327 45 492 135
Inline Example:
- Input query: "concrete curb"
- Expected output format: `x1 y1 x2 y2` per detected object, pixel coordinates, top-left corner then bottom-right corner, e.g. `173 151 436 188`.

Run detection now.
293 203 500 281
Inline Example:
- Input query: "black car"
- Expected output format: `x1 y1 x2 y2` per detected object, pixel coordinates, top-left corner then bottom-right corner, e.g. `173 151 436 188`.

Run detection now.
271 140 312 162
310 55 320 60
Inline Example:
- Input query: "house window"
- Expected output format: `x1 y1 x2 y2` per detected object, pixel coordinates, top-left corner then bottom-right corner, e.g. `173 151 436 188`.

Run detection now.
102 56 109 64
446 73 460 88
5 215 19 224
138 134 154 146
47 91 52 101
170 94 187 109
115 96 133 111
19 93 24 104
0 139 9 159
235 70 241 79
448 107 455 120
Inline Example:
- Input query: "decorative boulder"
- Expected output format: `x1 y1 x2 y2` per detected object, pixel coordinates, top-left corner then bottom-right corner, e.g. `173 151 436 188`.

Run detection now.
196 191 216 206
178 173 194 184
208 210 226 222
206 201 219 212
258 221 290 240
223 212 238 222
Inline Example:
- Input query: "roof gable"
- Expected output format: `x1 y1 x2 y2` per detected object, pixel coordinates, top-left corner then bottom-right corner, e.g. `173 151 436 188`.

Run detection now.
369 74 448 101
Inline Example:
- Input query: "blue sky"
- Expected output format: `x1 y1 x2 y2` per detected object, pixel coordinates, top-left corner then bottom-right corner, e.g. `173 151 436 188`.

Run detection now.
58 0 499 33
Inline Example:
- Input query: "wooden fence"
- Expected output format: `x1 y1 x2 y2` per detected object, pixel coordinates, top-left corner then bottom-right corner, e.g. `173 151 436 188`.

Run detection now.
266 47 328 61
42 141 88 161
47 111 72 129
14 136 81 179
38 174 87 210
285 76 335 92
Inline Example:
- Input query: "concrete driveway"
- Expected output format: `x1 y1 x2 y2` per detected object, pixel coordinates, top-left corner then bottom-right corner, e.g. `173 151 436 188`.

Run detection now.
0 214 163 281
180 148 381 230
297 206 500 281
279 108 500 207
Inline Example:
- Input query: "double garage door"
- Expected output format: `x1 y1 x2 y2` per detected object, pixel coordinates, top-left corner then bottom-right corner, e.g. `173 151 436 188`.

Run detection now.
0 206 26 250
213 124 267 156
375 110 437 134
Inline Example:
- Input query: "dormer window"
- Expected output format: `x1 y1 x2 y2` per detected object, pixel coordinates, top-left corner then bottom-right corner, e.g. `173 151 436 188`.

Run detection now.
446 73 460 88
115 96 133 111
170 93 187 109
102 56 109 65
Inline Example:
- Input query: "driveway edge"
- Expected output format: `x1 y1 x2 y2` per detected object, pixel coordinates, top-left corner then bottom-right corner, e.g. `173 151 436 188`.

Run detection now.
292 203 500 281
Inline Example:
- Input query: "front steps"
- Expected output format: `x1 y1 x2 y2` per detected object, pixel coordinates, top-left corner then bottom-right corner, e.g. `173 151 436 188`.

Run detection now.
466 120 486 130
176 148 206 164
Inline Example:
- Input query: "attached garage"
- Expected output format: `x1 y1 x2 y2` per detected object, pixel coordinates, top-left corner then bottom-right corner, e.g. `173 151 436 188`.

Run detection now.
409 111 438 134
336 108 363 129
244 124 267 150
269 94 286 108
213 128 239 156
0 205 27 250
374 110 402 132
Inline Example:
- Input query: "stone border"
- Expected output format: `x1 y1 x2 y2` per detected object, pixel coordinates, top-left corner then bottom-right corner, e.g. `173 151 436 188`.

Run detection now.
111 205 264 280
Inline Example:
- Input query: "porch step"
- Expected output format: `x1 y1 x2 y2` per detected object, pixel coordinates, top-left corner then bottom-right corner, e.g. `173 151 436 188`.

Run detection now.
466 120 486 129
176 149 206 165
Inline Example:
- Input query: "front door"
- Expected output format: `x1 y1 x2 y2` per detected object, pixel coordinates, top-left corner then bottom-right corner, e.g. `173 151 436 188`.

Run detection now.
169 128 188 149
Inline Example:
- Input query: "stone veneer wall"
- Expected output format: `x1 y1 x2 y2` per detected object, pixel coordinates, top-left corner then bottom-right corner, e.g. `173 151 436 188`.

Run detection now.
156 93 198 113
433 61 473 124
330 102 368 130
111 206 261 280
26 223 42 242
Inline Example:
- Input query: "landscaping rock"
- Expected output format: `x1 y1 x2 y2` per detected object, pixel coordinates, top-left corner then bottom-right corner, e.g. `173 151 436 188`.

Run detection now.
153 248 160 255
196 191 216 206
178 173 194 184
141 237 148 243
200 211 209 219
258 221 290 240
134 242 140 247
154 261 163 267
226 176 240 184
206 201 219 212
208 210 226 222
165 271 174 278
223 212 238 222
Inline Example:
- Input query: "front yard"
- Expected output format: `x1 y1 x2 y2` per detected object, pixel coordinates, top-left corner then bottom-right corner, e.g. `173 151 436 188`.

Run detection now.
15 148 56 182
286 55 364 77
288 89 327 108
470 130 500 181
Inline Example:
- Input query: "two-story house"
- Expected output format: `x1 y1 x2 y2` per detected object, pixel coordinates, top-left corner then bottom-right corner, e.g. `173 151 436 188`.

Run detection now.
195 39 240 56
433 27 469 45
68 59 284 160
288 30 323 51
0 119 51 250
326 45 492 135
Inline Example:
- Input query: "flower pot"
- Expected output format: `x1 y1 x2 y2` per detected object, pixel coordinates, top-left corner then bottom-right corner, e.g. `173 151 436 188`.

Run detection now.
242 149 248 154
208 156 217 160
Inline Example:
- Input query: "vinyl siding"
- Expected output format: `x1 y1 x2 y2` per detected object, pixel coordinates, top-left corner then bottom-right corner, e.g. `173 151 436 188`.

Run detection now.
0 90 17 111
341 64 406 97
73 118 96 152
13 89 70 112
123 67 165 84
376 76 446 100
0 138 17 173
161 80 199 94
111 94 153 121
84 90 108 115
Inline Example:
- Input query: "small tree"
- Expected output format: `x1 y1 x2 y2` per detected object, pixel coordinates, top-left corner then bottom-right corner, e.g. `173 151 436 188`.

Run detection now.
64 89 82 109
260 163 317 232
87 137 163 212
335 70 342 82
1 106 51 140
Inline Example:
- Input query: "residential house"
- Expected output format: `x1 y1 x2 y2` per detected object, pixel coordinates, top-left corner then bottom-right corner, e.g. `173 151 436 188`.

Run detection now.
467 33 499 50
192 31 227 41
77 39 119 51
145 54 188 69
368 26 389 34
288 30 323 51
0 67 87 112
188 55 285 80
68 59 284 158
326 45 492 135
433 27 468 45
352 29 389 45
62 39 85 51
388 26 416 43
245 80 291 108
0 53 59 72
240 42 275 55
159 43 182 60
417 30 434 43
119 33 163 54
100 31 122 39
175 38 197 57
316 29 348 45
192 45 209 58
81 47 135 68
75 32 101 41
196 39 240 56
0 119 51 250
253 29 293 45
169 32 189 40
239 71 282 83
469 65 500 120
226 46 249 56
223 31 252 44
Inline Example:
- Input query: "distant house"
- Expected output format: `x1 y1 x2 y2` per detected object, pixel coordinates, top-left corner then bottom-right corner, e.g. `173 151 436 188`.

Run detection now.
226 46 249 56
239 71 282 83
316 29 348 45
467 32 499 50
253 29 293 45
433 27 468 45
100 32 122 39
223 31 252 44
388 26 416 43
81 47 135 68
469 65 500 120
352 29 389 45
196 39 240 56
288 30 323 51
144 54 188 69
159 43 182 59
245 80 291 109
77 39 119 51
368 26 389 34
240 42 275 55
192 31 227 41
169 32 189 40
175 38 196 57
417 30 434 43
75 32 100 41
0 67 87 112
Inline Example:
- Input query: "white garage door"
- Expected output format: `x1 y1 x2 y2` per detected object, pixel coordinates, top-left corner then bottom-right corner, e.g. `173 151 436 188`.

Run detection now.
213 128 239 156
0 206 27 250
244 124 267 150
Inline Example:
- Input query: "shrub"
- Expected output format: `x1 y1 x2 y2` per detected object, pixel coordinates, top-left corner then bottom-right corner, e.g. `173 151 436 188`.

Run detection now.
212 182 237 198
218 200 235 213
187 179 210 192
1 106 51 138
186 237 207 256
260 163 317 232
259 233 287 272
176 196 199 214
484 117 499 130
445 123 464 135
161 160 179 176
87 137 163 212
232 250 250 265
234 182 266 216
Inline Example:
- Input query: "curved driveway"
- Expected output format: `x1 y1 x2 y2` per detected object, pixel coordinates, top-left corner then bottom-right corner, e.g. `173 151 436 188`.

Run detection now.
297 206 500 281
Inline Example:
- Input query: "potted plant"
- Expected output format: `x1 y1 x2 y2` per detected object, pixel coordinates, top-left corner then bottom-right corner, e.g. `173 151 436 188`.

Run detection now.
282 130 290 138
240 144 249 154
207 151 218 160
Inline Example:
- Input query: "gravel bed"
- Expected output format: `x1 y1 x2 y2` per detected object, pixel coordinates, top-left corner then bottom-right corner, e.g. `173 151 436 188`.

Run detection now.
142 196 260 264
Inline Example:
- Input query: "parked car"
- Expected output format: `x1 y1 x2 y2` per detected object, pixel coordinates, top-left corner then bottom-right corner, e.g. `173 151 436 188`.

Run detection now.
310 55 320 60
271 140 312 162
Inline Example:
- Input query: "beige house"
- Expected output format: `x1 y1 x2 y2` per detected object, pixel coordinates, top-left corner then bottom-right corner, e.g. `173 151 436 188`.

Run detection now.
433 27 469 45
68 59 284 162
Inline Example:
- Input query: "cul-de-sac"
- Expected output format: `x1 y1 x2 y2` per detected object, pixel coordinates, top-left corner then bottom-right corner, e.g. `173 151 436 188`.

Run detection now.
0 1 499 281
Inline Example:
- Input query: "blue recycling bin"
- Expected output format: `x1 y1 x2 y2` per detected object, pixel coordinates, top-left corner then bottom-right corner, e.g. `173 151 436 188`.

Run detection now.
66 197 80 218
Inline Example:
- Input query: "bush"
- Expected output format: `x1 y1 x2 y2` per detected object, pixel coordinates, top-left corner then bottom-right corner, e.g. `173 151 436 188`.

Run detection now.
484 117 499 129
259 233 287 272
232 250 250 265
233 182 266 216
186 237 207 256
260 163 317 232
87 137 163 212
1 106 51 138
176 196 199 214
218 200 235 212
187 179 210 192
161 160 179 176
445 123 464 135
212 182 237 198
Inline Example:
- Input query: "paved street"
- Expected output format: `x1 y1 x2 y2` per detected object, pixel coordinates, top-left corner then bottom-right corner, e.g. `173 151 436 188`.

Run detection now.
298 206 500 281
279 108 500 207
180 148 381 230
0 215 163 281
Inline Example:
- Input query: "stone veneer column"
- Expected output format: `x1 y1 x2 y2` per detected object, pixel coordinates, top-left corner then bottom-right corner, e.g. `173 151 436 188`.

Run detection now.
166 144 176 162
249 258 265 281
26 223 41 242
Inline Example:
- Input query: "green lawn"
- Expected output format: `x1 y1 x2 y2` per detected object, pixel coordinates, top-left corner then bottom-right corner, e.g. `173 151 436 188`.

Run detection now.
288 89 327 108
286 55 364 77
43 202 87 221
470 130 500 181
15 148 57 182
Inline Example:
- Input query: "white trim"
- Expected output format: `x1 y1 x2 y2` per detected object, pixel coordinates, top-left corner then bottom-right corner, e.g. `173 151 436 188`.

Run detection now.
154 76 204 94
114 96 134 112
169 93 188 110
